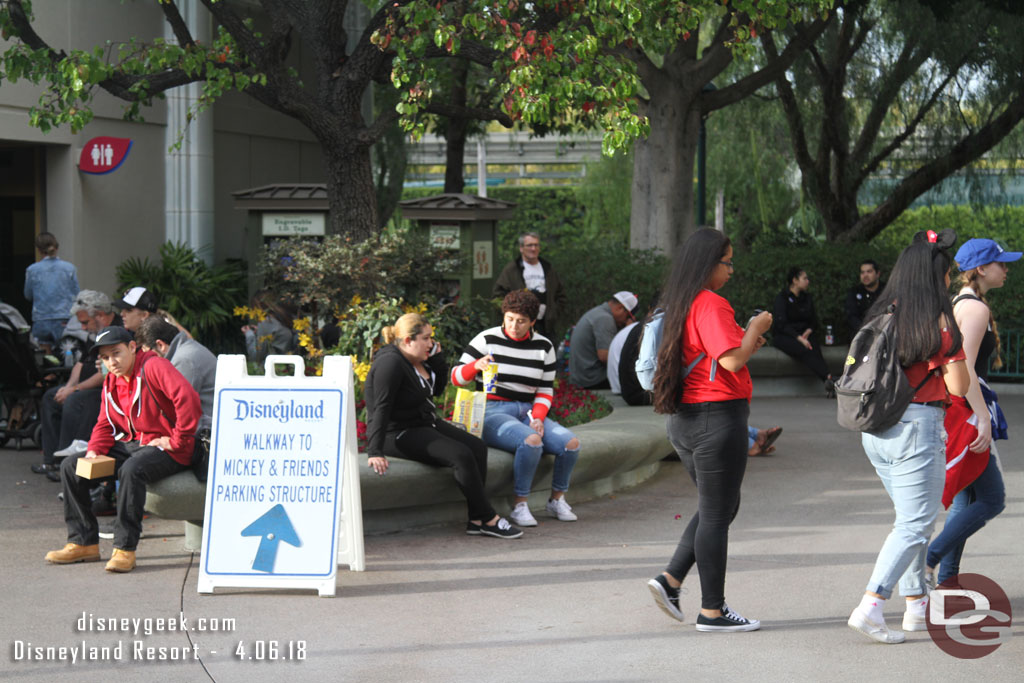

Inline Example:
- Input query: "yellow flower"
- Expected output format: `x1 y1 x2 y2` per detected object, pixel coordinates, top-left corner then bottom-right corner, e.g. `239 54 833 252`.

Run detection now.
293 317 311 332
354 360 372 383
349 294 363 307
298 332 313 349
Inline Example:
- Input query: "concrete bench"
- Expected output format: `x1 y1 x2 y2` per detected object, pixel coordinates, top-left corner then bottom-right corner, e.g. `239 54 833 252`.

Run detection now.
747 345 848 397
144 395 675 547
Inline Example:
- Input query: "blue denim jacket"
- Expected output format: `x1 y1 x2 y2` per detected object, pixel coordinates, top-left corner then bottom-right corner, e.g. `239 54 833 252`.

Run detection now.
24 256 79 322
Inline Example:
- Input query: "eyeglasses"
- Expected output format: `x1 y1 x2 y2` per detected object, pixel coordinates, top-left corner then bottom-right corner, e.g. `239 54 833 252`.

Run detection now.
719 261 734 269
522 242 540 248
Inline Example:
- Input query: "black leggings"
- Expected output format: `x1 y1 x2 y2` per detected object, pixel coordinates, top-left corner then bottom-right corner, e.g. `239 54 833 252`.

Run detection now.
773 334 831 381
384 420 496 522
664 399 749 610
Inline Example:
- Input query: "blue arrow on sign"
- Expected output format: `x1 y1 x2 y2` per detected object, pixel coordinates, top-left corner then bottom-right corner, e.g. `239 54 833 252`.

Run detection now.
240 504 302 573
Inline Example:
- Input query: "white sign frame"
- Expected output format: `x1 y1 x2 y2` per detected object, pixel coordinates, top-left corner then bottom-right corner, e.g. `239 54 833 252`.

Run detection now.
197 355 363 597
261 213 327 236
429 224 461 250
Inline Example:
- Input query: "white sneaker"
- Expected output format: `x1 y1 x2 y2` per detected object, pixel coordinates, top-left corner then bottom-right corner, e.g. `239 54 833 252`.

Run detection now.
509 502 538 527
546 497 577 521
848 607 905 644
54 439 89 458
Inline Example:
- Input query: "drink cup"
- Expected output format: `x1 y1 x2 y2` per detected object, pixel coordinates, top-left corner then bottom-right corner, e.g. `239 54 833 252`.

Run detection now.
483 363 499 393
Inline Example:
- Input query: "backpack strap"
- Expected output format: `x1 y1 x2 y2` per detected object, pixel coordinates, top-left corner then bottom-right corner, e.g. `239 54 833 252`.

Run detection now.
681 352 717 382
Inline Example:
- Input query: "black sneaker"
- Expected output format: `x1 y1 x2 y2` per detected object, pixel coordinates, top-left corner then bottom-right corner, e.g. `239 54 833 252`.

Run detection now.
465 521 483 536
824 377 836 399
647 574 685 622
695 605 760 632
476 517 523 539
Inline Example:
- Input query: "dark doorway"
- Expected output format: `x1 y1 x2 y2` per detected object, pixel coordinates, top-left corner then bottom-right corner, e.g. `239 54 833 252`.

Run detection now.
0 145 42 319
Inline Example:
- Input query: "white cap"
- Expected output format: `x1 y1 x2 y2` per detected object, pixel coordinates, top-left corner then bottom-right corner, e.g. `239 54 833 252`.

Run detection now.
612 291 639 315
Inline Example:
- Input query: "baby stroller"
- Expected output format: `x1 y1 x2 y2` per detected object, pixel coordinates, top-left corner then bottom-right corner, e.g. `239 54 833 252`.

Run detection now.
0 306 69 450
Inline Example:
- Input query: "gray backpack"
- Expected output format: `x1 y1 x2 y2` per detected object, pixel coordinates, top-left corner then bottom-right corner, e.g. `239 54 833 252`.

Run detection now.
835 307 933 432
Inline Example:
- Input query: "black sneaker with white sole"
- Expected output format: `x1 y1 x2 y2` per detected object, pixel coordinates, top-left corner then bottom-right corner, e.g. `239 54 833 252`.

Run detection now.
695 605 760 632
468 517 523 539
647 574 685 622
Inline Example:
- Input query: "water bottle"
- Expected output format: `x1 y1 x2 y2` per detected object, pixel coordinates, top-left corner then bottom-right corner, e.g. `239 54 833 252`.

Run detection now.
64 348 74 368
825 324 834 346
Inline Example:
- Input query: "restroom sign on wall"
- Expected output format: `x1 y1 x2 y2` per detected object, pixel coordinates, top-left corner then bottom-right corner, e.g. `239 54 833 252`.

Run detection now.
78 136 133 174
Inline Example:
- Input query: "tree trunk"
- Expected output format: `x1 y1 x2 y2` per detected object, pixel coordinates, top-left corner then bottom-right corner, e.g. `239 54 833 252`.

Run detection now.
322 141 379 241
444 59 469 193
630 85 701 254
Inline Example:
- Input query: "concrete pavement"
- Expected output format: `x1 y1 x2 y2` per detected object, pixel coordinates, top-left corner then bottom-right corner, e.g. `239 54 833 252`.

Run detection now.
2 395 1023 682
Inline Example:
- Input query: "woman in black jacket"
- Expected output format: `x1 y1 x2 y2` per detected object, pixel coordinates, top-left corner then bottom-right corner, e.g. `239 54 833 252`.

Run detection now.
363 313 522 539
772 267 835 397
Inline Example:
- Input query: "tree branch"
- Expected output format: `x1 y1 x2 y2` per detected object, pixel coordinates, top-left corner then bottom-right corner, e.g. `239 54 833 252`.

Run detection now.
703 17 831 113
159 0 196 48
844 88 1024 243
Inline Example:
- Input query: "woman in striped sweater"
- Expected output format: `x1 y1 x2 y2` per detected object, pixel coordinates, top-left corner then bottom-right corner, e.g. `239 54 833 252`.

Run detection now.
452 291 581 527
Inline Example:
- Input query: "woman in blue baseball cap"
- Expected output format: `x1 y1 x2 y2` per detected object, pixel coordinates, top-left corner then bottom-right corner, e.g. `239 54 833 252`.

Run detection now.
925 238 1020 591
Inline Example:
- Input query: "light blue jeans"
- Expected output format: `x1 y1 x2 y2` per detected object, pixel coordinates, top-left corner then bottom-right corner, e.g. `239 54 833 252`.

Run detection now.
747 426 758 450
861 403 945 599
482 401 580 497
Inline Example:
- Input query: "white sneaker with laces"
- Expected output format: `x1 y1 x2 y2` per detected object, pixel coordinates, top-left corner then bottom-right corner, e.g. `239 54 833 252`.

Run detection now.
848 607 905 644
509 502 538 527
54 439 89 458
546 497 577 521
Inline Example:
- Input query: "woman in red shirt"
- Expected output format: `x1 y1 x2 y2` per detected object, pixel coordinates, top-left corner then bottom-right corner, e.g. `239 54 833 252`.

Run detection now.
847 230 969 644
645 228 773 632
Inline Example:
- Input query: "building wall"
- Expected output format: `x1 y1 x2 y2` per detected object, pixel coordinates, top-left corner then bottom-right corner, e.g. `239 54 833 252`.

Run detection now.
0 0 327 312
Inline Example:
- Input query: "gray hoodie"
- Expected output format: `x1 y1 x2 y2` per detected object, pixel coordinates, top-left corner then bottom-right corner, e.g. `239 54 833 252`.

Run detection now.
165 331 217 430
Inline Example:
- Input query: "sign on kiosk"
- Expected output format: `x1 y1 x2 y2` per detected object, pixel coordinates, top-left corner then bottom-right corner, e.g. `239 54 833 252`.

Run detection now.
198 355 364 597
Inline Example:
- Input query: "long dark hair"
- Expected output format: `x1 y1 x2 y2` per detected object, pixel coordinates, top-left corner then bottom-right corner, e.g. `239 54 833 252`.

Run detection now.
864 230 962 365
652 229 731 414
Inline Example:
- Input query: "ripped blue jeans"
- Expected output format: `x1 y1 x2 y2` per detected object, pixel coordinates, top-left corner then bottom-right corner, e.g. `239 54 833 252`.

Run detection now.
482 401 579 497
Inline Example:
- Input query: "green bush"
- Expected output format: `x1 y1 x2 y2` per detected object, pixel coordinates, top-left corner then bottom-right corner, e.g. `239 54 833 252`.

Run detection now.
115 242 247 354
874 206 1024 327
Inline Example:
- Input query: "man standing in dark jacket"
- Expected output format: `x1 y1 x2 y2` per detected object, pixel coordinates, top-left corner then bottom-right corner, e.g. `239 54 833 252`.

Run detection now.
493 232 568 340
45 326 201 573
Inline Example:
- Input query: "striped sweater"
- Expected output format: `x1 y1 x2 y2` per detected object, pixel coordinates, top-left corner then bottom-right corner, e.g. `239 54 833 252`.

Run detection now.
452 326 557 421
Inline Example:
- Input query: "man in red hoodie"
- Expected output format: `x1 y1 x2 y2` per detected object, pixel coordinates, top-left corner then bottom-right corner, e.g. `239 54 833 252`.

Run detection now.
45 326 201 573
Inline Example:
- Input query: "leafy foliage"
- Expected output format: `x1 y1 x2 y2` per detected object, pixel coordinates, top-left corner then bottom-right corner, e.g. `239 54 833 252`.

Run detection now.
115 242 247 354
381 0 835 155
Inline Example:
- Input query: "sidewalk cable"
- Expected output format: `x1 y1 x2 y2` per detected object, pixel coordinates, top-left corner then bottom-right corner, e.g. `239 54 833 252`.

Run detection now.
181 551 216 682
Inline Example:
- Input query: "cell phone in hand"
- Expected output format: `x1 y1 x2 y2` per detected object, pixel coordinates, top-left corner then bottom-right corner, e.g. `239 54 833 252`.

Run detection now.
746 309 764 329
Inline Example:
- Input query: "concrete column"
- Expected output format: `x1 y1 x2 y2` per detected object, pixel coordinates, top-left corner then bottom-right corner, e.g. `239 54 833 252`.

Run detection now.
164 0 215 264
476 138 487 198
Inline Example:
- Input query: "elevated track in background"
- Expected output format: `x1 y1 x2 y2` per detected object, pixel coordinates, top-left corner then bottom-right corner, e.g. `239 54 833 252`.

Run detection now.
405 131 604 186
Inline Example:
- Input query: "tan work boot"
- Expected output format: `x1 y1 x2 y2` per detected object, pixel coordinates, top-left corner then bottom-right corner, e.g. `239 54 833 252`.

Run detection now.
45 543 100 564
105 548 136 573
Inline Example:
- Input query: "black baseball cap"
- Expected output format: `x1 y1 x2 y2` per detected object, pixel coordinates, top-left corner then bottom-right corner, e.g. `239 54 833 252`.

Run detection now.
93 326 135 349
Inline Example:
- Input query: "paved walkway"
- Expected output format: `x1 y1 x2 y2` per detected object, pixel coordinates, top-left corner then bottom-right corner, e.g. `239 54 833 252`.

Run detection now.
2 395 1022 682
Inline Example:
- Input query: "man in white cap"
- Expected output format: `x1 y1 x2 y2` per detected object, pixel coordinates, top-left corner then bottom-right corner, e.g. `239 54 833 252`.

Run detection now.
569 291 638 389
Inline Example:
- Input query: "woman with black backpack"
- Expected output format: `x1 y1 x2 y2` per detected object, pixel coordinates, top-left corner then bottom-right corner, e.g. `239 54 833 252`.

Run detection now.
645 228 773 632
847 230 969 644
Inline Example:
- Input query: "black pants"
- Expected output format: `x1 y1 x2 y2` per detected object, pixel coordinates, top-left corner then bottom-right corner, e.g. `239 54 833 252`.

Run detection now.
773 334 830 381
41 386 101 464
385 420 496 522
61 441 186 550
664 400 749 611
